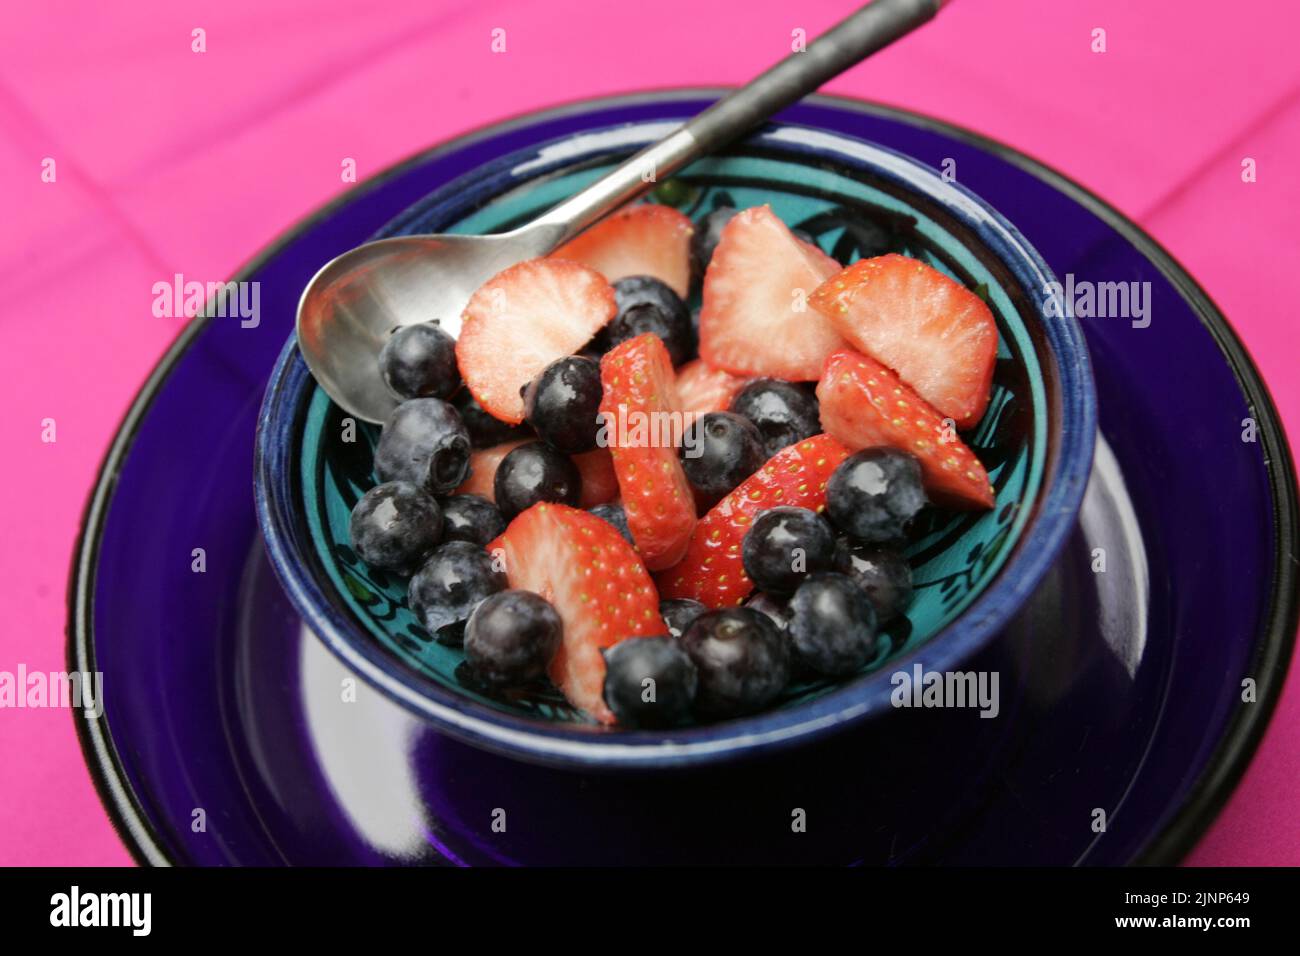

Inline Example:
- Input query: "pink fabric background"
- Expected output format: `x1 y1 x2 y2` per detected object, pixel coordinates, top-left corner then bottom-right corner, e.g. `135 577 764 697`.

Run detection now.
1 0 1296 866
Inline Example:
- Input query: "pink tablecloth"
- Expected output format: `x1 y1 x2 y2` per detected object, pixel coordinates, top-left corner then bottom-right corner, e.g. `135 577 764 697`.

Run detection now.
1 0 1296 866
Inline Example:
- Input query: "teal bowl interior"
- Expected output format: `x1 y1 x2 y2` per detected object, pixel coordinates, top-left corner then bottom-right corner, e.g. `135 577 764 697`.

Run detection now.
296 130 1050 726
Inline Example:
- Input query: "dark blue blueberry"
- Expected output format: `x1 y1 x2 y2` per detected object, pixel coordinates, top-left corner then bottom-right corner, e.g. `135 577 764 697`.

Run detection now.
455 390 531 448
464 589 562 686
730 379 821 459
607 276 694 365
602 636 698 728
440 494 506 548
493 441 582 519
741 506 837 595
680 607 790 717
348 481 442 572
408 540 507 645
826 448 928 543
786 572 880 677
744 592 790 630
522 356 603 454
691 206 738 277
378 322 460 401
680 411 765 499
589 502 633 545
659 598 707 640
374 397 471 495
836 540 914 623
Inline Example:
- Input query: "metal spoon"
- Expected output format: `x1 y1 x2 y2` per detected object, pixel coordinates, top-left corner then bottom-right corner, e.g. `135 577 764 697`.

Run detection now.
297 0 948 423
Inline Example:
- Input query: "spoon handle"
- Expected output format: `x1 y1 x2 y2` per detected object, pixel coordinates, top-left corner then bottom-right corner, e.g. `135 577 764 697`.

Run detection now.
531 0 946 245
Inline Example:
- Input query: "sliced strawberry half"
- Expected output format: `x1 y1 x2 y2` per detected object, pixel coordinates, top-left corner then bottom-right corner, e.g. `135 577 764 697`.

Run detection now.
674 359 749 421
574 447 618 508
698 205 844 381
599 333 696 570
454 439 528 501
656 434 850 608
488 503 666 723
817 349 994 510
552 204 694 299
456 258 615 424
810 254 997 429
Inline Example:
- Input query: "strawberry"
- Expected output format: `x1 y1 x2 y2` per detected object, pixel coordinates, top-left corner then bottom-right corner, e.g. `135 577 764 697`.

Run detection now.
574 447 618 508
552 204 694 299
656 434 850 608
674 359 749 421
454 439 528 501
456 258 616 424
698 205 844 381
488 503 666 722
817 350 994 510
810 254 997 429
599 333 697 570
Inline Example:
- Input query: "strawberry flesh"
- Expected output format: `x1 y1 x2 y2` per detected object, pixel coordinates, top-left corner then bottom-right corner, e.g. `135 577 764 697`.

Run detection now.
553 204 694 299
456 258 615 424
488 503 666 722
698 205 843 381
454 439 528 502
656 434 850 608
817 349 994 510
599 333 697 570
574 447 618 508
674 358 749 424
811 254 997 429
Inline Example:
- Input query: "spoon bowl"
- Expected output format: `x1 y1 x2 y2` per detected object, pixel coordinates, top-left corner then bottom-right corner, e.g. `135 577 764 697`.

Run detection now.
296 226 564 423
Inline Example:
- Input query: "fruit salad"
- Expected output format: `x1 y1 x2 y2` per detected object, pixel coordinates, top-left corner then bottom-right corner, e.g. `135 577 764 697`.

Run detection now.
345 197 998 727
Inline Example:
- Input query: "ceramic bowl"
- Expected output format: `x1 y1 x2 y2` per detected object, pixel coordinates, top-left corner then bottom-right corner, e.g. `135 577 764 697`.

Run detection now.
255 119 1096 768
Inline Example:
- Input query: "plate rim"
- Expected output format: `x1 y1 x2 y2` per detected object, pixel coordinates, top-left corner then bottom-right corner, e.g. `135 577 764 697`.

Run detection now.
67 89 1299 867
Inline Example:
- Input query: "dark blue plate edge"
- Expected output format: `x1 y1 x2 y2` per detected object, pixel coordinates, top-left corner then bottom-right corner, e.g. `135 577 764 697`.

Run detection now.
65 90 1299 868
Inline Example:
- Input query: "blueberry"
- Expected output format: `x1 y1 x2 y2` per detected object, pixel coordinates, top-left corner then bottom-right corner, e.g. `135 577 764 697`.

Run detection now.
440 494 506 547
680 411 765 499
493 441 582 519
378 322 460 401
786 573 880 677
348 481 442 572
607 276 694 365
680 607 790 717
408 540 507 645
602 636 698 728
826 448 928 543
691 206 738 277
455 390 531 448
464 589 562 686
374 398 471 495
589 502 633 545
745 592 790 630
660 598 707 639
730 379 821 458
522 356 603 454
741 506 837 594
836 540 914 623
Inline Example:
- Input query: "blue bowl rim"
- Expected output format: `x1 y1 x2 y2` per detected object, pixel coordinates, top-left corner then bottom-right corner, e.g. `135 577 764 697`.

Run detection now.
254 115 1098 769
66 93 1296 869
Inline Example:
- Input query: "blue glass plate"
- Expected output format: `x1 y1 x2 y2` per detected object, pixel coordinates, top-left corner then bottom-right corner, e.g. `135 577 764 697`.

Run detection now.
69 93 1297 865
